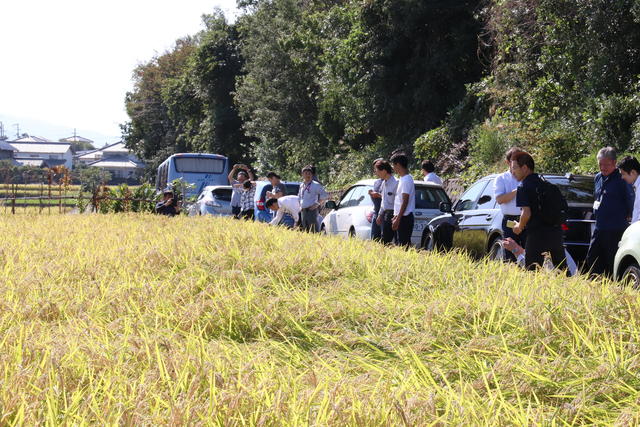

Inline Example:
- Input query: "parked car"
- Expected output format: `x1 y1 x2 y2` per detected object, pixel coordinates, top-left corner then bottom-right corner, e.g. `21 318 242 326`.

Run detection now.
321 179 451 247
423 174 595 264
254 181 301 225
191 185 233 216
614 221 640 287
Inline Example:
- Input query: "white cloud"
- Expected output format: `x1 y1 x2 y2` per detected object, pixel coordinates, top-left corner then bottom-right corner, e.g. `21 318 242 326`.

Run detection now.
0 0 238 140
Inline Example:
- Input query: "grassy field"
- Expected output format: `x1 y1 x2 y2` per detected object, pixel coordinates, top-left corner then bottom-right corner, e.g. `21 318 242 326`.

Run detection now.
1 215 640 424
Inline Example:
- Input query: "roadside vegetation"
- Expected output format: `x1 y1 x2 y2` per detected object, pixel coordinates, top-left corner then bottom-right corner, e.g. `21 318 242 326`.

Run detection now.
2 214 640 424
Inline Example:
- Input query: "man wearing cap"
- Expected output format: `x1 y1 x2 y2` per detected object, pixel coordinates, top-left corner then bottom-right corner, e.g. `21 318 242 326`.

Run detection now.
228 164 255 217
298 165 328 232
155 188 180 216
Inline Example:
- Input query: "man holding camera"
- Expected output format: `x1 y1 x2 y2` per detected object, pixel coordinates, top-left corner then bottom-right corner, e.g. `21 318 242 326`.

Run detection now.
228 163 255 217
155 187 180 217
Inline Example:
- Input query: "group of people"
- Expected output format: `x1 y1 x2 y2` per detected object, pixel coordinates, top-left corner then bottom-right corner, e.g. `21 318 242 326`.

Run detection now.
160 144 639 278
495 146 637 277
228 163 330 232
226 153 443 247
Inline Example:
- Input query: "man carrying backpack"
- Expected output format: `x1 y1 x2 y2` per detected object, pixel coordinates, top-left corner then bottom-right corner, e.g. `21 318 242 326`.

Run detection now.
511 151 567 272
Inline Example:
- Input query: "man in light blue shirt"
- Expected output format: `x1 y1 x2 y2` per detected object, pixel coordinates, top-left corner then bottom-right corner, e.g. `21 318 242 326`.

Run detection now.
494 147 524 261
298 165 328 232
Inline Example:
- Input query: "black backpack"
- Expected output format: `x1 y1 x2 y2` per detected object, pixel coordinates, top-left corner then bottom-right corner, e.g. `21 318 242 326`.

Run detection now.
535 177 568 226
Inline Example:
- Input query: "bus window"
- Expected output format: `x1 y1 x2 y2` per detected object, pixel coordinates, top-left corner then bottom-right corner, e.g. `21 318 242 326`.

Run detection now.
174 158 224 174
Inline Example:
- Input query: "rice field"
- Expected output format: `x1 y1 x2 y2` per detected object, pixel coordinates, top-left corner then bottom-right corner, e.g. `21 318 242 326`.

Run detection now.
1 214 640 424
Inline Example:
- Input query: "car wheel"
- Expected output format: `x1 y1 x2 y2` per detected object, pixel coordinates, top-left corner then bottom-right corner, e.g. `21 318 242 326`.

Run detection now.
488 238 506 262
348 227 356 238
422 230 435 251
622 263 640 289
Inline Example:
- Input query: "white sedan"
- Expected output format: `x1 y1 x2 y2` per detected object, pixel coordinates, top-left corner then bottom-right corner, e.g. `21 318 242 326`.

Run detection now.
321 179 451 247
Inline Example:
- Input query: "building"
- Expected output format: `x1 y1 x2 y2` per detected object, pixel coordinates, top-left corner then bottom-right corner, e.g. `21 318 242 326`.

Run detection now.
9 139 73 169
74 141 145 182
0 140 16 161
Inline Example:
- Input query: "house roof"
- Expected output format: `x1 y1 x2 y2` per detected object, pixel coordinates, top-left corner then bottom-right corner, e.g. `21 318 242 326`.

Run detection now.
10 142 72 154
13 135 55 143
87 155 144 169
0 141 16 151
73 140 128 159
60 135 94 143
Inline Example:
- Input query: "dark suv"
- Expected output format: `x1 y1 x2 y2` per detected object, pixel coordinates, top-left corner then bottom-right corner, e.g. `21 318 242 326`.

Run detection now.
423 174 594 264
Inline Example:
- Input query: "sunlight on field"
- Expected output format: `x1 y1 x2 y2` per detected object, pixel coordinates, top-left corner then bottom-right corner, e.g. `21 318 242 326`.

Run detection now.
1 214 639 424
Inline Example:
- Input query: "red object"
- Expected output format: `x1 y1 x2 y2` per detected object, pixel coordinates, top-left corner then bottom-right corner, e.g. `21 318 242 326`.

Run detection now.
257 200 265 211
365 210 374 223
561 223 569 231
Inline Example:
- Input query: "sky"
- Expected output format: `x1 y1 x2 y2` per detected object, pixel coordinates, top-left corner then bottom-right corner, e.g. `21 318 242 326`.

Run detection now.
0 0 239 147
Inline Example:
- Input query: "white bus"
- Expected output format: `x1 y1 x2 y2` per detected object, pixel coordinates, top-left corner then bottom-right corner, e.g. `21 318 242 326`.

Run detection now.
156 153 230 197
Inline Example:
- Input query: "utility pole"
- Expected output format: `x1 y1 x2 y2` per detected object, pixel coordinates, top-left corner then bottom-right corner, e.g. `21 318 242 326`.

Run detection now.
0 122 5 140
13 123 20 139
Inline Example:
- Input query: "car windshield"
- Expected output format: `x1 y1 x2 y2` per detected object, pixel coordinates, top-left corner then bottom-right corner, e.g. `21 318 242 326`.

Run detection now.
416 186 450 209
544 177 594 204
212 188 232 201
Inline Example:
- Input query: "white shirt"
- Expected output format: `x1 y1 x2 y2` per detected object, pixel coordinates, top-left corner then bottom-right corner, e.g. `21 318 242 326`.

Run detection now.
494 170 521 216
633 176 640 223
394 174 415 216
424 172 442 186
379 175 398 214
269 196 301 226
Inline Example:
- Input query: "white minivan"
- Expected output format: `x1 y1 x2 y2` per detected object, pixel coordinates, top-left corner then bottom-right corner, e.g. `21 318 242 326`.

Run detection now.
321 179 451 247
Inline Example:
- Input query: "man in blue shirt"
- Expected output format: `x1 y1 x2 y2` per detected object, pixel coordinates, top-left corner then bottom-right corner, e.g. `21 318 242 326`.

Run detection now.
585 147 634 277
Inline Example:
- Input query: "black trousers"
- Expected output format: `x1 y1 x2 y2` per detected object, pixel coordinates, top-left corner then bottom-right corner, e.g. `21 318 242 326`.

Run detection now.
584 228 625 277
396 213 415 248
380 210 395 244
239 209 254 220
502 215 527 262
300 207 318 232
232 206 241 216
524 226 566 272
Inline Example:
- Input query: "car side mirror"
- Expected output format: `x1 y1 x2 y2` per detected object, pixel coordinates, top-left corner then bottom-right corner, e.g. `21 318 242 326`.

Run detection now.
325 200 337 210
478 195 492 205
439 202 453 213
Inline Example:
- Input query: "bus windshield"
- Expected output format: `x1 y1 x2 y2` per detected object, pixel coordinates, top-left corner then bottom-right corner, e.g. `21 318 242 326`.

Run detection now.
175 157 225 174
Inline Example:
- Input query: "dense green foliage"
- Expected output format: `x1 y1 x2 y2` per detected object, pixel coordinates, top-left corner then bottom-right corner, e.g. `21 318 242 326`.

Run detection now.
122 0 640 184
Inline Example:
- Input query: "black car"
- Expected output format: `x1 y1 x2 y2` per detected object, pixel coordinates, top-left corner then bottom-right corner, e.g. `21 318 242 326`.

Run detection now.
423 174 594 264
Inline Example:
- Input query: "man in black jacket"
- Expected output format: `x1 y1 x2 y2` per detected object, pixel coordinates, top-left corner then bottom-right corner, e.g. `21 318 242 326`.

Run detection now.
511 152 566 271
155 188 180 217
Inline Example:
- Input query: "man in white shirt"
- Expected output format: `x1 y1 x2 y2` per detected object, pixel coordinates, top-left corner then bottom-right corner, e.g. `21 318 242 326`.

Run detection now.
390 153 415 247
266 196 301 227
494 147 525 261
421 160 443 185
618 155 640 223
373 160 398 244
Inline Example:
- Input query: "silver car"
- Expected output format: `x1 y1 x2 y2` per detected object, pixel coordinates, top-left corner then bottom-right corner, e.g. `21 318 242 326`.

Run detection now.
321 179 451 247
192 185 233 216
